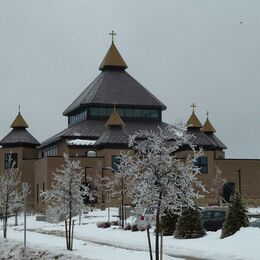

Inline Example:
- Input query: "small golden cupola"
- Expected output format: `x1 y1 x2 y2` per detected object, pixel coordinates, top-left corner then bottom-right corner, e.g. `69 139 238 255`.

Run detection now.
10 107 29 128
99 30 128 71
106 104 125 127
202 111 216 133
186 103 202 128
0 106 40 148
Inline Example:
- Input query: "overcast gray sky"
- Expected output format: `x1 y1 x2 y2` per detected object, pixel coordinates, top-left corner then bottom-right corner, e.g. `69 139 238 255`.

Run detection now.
0 0 259 158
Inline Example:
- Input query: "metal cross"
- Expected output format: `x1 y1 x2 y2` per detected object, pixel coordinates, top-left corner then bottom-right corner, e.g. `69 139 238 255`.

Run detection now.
109 30 117 43
113 100 117 111
191 103 196 113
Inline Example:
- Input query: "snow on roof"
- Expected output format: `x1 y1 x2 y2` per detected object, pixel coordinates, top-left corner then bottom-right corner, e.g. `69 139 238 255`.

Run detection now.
67 139 96 146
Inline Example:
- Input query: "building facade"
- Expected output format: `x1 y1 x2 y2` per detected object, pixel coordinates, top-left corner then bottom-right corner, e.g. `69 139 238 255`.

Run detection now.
0 39 260 211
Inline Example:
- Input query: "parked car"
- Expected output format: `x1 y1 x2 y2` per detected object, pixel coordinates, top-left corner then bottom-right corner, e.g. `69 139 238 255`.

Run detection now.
200 207 227 231
250 218 260 228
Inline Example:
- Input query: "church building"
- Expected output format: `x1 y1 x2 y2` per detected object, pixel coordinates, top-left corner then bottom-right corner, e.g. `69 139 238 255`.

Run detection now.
0 34 260 211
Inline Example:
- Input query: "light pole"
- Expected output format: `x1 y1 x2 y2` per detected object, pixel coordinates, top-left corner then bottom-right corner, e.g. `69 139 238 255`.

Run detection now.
101 167 109 210
22 182 29 250
235 169 242 197
121 176 125 228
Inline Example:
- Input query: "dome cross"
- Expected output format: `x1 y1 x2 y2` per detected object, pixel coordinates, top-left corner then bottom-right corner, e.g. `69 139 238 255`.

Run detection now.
109 30 117 43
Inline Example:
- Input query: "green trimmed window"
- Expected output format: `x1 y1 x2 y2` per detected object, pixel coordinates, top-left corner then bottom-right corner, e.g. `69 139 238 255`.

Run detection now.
112 155 120 171
4 153 18 169
196 157 208 174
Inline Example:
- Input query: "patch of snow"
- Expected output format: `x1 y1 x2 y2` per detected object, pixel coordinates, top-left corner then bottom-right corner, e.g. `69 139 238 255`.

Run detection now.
67 139 96 146
2 208 260 259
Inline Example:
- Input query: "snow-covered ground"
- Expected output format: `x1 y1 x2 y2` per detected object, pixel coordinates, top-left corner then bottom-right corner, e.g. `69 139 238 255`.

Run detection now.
1 208 260 259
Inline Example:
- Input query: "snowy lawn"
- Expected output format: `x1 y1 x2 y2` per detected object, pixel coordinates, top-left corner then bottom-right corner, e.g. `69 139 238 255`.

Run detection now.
1 208 260 259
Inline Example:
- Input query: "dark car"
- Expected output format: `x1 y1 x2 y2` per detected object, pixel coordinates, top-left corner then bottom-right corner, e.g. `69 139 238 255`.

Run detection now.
250 218 260 228
200 208 227 231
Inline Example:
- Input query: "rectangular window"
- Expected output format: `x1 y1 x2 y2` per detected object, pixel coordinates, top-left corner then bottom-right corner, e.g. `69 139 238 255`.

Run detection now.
133 109 142 117
88 106 160 120
196 157 208 174
117 108 124 117
112 155 120 171
4 153 18 169
42 147 57 158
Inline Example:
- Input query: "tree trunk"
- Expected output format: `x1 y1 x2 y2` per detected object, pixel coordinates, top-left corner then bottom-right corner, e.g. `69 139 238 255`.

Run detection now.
147 227 153 260
160 232 163 260
121 177 125 228
3 217 7 238
69 211 72 250
71 220 75 251
155 191 162 260
3 201 9 238
65 219 68 249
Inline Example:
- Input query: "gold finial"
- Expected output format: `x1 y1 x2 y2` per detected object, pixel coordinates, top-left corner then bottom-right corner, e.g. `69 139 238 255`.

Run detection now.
191 103 196 113
109 30 117 43
187 103 202 128
202 111 216 133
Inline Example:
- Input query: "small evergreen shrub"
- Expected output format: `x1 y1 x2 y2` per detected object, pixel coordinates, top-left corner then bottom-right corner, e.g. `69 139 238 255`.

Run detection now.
97 221 111 228
159 211 179 236
131 224 146 232
131 224 139 232
111 220 120 226
175 207 206 239
123 223 132 230
221 192 249 238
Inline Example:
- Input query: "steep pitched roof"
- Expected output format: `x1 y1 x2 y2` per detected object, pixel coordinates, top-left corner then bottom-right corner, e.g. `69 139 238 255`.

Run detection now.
99 42 127 71
40 120 169 148
94 126 129 148
202 113 216 133
0 128 40 147
187 111 202 128
186 128 226 150
106 107 125 127
95 108 128 148
63 70 166 115
0 112 39 147
11 112 28 128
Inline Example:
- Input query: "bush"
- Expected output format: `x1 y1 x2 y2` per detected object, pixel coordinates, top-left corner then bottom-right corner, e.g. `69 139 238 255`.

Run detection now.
131 224 146 232
123 223 132 230
131 224 139 232
111 220 120 226
97 221 111 228
175 207 205 239
159 211 179 236
221 192 249 238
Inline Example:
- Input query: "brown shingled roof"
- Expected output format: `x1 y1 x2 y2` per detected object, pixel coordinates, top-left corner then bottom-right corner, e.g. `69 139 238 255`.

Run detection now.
0 128 40 147
63 70 166 116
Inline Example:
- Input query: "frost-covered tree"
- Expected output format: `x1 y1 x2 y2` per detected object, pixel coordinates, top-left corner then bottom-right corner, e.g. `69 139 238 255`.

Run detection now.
210 166 226 205
41 154 92 250
118 124 206 260
11 193 23 226
0 155 22 238
107 152 135 228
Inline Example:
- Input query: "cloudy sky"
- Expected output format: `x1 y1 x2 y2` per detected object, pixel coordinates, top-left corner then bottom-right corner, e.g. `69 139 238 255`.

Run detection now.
0 0 259 158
